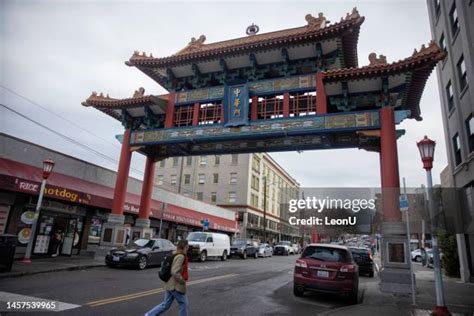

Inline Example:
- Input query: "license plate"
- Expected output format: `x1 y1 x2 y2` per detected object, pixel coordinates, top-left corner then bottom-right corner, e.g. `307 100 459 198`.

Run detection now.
113 256 120 262
317 270 329 278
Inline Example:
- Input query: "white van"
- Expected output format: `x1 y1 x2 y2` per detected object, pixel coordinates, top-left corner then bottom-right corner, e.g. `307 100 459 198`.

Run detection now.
186 232 230 262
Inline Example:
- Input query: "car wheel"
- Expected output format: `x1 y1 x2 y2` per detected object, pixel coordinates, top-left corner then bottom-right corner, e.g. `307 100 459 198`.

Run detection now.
254 251 258 259
242 251 247 259
137 256 148 270
348 290 358 305
221 250 227 261
293 285 304 297
200 250 207 262
285 251 289 256
415 256 422 263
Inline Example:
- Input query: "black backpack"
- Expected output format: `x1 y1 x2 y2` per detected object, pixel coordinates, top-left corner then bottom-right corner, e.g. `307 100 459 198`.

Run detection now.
159 254 176 282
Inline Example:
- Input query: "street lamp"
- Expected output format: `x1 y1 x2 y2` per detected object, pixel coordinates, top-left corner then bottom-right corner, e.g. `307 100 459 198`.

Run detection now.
416 136 449 316
21 159 55 264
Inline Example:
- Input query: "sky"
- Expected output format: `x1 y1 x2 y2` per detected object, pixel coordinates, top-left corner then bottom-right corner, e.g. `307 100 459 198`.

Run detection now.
0 0 448 188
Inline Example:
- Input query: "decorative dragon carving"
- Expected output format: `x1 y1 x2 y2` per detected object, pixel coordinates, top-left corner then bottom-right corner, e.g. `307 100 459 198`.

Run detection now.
305 13 327 30
368 53 387 66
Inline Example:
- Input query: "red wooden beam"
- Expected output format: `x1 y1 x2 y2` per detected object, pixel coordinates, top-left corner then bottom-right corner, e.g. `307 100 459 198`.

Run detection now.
251 96 258 120
164 92 175 128
283 92 290 117
316 72 327 114
192 103 200 126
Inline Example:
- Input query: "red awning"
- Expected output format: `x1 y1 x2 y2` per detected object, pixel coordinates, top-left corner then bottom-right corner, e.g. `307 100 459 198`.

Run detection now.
0 158 236 232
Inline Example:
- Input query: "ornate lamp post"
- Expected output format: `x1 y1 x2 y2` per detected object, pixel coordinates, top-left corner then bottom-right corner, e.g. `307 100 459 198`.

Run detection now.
416 136 449 316
21 159 55 264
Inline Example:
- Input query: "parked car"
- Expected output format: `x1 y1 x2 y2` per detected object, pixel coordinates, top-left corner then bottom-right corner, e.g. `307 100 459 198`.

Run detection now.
186 232 230 262
294 243 359 304
293 244 302 254
349 247 374 277
411 248 425 263
230 239 259 259
105 238 176 270
258 243 273 258
274 241 295 256
426 249 443 268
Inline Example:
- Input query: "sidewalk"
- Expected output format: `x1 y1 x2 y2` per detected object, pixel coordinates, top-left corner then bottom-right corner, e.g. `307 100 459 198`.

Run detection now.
321 258 474 316
0 255 105 279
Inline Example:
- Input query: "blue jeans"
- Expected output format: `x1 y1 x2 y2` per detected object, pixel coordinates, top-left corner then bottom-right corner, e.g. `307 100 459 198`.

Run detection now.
145 290 188 316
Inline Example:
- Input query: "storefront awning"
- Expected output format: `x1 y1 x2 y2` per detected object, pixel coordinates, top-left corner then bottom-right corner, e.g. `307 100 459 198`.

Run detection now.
0 158 236 232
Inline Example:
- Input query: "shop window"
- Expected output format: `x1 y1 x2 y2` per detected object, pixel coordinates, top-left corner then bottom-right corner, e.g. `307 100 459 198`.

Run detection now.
156 175 164 186
449 3 459 36
184 174 191 185
89 216 105 244
211 192 217 203
453 133 462 166
231 154 238 165
457 55 467 91
213 173 219 184
467 115 474 153
215 155 220 165
170 175 177 185
196 192 203 201
200 156 207 166
173 157 179 167
230 172 238 184
228 192 237 203
446 81 454 110
439 33 446 53
186 156 192 166
198 174 205 184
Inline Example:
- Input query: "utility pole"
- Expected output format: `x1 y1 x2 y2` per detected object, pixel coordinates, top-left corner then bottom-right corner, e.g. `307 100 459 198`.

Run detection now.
263 175 267 243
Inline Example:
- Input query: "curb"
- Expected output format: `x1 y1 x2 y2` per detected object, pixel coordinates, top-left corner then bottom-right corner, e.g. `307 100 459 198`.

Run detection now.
0 263 105 279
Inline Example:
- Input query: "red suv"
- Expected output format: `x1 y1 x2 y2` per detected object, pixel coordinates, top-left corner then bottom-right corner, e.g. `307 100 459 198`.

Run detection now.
293 244 359 304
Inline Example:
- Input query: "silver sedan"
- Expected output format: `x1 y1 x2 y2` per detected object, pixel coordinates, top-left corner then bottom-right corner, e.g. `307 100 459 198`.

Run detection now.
258 243 273 258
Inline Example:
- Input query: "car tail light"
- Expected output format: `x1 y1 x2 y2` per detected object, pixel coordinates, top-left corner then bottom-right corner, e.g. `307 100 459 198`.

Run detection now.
340 264 356 272
295 259 307 268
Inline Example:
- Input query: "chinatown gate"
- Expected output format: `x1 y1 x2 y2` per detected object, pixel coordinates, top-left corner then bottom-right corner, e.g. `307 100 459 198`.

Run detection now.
82 8 445 293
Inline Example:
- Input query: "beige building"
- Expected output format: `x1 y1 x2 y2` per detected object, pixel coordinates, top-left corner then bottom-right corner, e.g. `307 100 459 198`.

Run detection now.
155 153 300 243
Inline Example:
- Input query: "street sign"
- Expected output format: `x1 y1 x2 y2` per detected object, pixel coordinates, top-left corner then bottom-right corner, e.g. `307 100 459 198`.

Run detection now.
399 195 409 212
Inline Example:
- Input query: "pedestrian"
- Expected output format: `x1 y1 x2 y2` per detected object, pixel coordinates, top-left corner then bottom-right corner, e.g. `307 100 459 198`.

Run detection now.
145 239 189 316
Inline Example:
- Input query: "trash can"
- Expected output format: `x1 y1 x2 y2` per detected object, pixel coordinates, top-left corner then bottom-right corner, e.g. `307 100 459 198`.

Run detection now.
0 234 18 272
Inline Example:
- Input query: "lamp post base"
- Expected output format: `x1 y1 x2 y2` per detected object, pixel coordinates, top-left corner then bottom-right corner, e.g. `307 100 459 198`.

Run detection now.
432 305 450 316
131 218 153 240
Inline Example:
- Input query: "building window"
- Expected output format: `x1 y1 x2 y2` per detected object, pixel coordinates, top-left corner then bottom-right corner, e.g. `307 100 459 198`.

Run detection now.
457 55 467 91
156 175 164 186
449 3 459 36
213 173 219 184
186 156 192 166
439 33 446 53
252 156 261 173
251 174 260 191
172 157 179 167
231 154 238 165
453 134 462 166
446 81 454 110
159 160 165 168
170 174 177 185
467 115 474 153
228 192 237 203
211 192 217 203
184 174 191 185
198 173 205 184
230 173 238 184
214 155 220 165
196 192 203 201
200 156 207 166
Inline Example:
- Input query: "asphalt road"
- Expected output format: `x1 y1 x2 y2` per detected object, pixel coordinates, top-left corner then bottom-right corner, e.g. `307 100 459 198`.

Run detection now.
0 255 378 316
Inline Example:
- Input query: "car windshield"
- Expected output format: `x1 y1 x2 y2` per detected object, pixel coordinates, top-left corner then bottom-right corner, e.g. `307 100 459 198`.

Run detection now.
133 239 155 248
232 240 247 246
350 248 369 255
277 241 291 246
259 244 267 248
187 232 208 242
302 246 350 262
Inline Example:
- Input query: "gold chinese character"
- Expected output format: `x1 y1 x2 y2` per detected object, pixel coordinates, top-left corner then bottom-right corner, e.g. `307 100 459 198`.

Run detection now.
233 98 241 107
233 108 241 116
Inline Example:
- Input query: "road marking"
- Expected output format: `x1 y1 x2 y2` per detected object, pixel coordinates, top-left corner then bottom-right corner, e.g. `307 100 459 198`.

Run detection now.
0 291 80 312
86 273 238 307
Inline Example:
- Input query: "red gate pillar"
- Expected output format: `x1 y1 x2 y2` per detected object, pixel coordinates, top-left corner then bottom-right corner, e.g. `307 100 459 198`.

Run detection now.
101 128 132 247
132 156 156 239
380 107 401 222
379 106 413 295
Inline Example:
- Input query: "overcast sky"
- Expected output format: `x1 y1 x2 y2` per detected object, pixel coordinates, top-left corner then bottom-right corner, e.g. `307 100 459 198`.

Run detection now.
0 0 448 188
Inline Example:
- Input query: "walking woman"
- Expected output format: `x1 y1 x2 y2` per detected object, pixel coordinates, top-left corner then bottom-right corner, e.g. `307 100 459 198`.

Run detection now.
145 240 189 316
